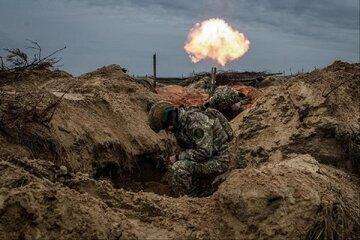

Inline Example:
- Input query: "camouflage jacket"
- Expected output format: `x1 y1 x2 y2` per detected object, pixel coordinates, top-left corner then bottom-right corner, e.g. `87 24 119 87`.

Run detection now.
207 85 247 110
174 108 230 163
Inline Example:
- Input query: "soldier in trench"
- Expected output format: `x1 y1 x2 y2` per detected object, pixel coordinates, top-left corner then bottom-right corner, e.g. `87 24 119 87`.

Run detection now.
201 85 250 120
148 101 234 196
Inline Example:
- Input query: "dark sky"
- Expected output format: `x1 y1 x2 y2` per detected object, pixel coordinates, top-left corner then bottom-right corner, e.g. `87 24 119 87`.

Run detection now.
0 0 359 76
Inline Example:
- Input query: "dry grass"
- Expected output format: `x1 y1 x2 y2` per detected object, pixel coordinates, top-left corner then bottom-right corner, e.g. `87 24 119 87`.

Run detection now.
307 196 360 240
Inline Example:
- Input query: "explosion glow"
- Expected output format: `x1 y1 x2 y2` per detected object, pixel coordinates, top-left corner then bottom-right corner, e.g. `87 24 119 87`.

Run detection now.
184 18 250 66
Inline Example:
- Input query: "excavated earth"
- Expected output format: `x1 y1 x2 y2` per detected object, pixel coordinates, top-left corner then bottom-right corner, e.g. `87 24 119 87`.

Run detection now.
0 61 359 239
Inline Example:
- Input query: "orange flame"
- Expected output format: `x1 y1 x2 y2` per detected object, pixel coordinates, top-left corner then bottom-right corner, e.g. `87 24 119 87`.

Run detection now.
184 18 250 66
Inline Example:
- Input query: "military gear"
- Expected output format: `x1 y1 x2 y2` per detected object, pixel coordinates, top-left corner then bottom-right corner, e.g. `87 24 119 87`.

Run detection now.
171 107 231 195
174 108 230 162
193 128 205 139
204 108 234 141
148 101 175 133
188 76 211 90
203 85 249 119
208 85 246 109
171 153 229 196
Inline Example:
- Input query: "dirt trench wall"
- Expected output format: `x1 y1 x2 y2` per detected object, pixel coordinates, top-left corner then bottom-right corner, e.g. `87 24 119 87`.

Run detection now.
1 62 359 240
49 65 166 175
0 65 164 175
231 61 360 173
217 154 360 239
0 160 138 240
0 154 359 240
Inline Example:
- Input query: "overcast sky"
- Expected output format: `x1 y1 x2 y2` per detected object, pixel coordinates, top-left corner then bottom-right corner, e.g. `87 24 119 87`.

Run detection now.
0 0 359 76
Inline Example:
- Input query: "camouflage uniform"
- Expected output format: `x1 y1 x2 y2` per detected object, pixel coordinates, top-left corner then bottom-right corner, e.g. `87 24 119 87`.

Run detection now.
203 85 248 119
171 108 231 196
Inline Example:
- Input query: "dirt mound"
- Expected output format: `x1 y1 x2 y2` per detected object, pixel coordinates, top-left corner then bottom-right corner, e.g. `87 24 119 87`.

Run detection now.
156 85 209 106
180 71 277 87
231 61 360 173
157 84 258 108
217 154 360 239
0 62 359 239
0 65 164 181
231 85 259 107
0 154 358 239
0 159 137 240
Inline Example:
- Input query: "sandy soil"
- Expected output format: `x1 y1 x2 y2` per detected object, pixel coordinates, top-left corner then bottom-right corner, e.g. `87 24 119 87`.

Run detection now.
0 61 359 239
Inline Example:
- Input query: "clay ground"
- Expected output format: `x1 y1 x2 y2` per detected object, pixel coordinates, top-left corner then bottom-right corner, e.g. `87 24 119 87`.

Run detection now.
0 61 359 239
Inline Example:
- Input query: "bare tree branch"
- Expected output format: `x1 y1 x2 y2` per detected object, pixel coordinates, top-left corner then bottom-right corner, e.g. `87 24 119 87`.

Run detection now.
321 77 359 99
26 39 41 59
41 46 66 62
0 56 5 70
0 40 66 80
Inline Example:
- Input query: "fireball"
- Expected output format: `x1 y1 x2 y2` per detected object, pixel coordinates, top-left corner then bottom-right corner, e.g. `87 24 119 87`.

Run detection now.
184 18 250 66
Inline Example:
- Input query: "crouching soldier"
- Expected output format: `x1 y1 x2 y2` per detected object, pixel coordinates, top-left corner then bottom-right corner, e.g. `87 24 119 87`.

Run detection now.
202 85 249 119
148 101 234 196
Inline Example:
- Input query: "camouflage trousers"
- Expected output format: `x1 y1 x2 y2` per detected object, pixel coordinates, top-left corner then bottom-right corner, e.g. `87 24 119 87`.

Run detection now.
171 151 229 196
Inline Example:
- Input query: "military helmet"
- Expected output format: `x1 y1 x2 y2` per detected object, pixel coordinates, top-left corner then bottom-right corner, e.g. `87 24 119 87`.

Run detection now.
148 101 175 133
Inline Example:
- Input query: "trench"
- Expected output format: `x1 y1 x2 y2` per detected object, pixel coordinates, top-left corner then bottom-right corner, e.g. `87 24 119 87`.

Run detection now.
93 154 172 196
93 153 221 197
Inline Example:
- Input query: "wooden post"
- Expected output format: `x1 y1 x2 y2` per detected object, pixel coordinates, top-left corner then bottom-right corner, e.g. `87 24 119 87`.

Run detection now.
153 53 157 88
210 67 217 96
